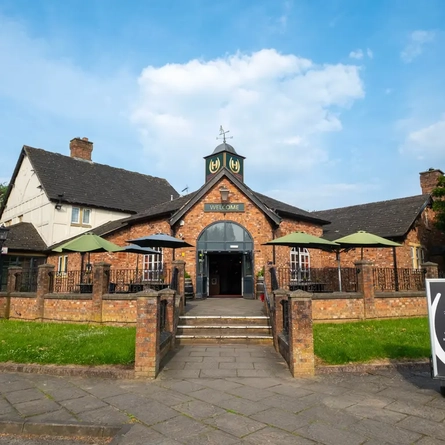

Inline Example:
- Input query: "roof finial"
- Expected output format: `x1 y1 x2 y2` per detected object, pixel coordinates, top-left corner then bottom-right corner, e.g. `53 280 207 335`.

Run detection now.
216 125 233 144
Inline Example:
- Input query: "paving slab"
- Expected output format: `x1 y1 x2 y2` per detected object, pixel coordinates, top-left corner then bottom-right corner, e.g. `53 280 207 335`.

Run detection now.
1 345 445 444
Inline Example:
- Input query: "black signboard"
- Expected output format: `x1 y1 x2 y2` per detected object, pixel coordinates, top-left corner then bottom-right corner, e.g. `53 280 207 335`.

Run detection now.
426 279 445 379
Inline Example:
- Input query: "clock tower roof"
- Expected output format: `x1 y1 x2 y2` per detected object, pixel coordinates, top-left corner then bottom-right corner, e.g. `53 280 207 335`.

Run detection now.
212 142 237 155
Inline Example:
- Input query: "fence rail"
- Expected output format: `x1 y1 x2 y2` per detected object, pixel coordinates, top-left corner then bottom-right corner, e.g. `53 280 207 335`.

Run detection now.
272 267 358 293
373 268 426 292
108 268 172 294
15 268 38 292
49 270 88 293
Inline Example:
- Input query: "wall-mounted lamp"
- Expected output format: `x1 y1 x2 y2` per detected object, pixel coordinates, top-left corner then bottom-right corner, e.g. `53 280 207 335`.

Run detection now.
219 186 229 202
55 193 64 211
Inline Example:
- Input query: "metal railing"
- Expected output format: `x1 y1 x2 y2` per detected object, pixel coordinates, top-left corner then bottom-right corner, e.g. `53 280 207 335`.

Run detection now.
108 268 172 293
160 299 168 331
14 268 38 292
281 299 289 336
272 267 358 293
373 268 426 292
49 270 90 293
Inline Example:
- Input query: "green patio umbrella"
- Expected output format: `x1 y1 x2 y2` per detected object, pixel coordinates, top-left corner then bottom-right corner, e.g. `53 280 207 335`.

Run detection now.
333 230 402 291
333 230 402 249
53 233 123 253
53 233 122 279
263 231 340 250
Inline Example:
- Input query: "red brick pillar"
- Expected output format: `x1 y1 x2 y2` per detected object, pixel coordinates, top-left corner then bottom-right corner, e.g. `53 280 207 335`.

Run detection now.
288 290 315 377
422 261 439 279
91 262 110 324
172 260 185 314
160 287 176 347
36 264 54 321
3 266 22 319
355 260 376 319
135 290 160 379
272 289 288 351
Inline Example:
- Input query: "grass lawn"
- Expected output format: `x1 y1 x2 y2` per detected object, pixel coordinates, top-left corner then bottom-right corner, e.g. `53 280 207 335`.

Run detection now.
0 320 135 366
314 317 431 365
0 317 431 367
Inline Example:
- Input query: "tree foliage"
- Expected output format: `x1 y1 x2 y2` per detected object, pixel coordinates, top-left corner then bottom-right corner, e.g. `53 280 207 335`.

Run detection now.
432 175 445 232
0 183 8 207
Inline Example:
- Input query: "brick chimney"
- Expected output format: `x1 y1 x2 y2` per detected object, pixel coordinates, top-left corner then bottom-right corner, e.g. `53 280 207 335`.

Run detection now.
420 168 444 195
70 137 93 161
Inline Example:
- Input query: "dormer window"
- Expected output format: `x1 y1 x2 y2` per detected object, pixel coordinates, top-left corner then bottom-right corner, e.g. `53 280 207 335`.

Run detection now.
71 207 91 227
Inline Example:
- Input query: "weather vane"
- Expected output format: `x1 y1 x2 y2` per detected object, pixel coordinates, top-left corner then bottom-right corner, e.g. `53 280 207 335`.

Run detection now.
216 125 233 143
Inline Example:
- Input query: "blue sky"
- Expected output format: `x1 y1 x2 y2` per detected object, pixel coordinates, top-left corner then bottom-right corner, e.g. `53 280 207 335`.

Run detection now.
0 0 444 211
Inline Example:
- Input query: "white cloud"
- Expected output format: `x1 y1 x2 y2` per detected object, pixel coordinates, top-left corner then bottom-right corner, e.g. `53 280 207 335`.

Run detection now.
131 49 364 194
349 49 364 60
400 115 445 159
367 48 373 59
400 30 435 63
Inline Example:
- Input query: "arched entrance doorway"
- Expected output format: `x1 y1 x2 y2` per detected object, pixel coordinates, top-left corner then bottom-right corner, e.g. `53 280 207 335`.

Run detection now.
196 221 254 299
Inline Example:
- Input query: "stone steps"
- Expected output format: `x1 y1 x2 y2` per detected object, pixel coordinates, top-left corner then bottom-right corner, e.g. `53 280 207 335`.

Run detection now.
176 315 273 345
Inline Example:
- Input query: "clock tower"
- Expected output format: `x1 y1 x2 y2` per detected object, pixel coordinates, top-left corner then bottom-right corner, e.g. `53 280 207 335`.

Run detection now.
204 127 245 183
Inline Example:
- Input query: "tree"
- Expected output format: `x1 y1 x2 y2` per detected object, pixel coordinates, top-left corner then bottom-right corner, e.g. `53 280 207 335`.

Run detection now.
432 174 445 232
0 183 8 207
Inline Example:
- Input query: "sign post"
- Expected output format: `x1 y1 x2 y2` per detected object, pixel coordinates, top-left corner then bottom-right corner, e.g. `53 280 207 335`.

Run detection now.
425 279 445 396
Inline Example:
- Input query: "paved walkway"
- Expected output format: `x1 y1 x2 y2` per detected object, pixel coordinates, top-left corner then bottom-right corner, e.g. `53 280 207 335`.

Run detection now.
184 298 266 316
1 345 445 444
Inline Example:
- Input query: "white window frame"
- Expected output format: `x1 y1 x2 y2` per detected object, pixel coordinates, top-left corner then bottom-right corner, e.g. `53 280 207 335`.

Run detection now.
71 207 80 224
411 246 424 270
142 248 163 281
82 208 91 225
57 255 68 276
290 247 311 281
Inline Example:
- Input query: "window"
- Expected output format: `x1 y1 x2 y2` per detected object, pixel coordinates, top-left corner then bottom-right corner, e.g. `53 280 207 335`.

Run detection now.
57 255 68 275
411 246 424 269
82 209 91 224
71 207 91 226
71 207 80 224
290 248 310 281
143 248 163 281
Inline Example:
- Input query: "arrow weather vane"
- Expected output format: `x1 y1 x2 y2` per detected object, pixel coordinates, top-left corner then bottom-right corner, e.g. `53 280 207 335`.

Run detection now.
216 125 233 143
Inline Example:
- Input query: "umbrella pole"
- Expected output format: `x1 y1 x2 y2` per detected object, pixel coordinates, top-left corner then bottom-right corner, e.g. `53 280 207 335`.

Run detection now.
392 246 399 291
80 253 85 283
336 250 342 292
361 247 364 260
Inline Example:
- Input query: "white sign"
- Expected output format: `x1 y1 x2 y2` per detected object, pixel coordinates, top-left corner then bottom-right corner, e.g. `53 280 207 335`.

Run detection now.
426 279 445 379
1 247 7 254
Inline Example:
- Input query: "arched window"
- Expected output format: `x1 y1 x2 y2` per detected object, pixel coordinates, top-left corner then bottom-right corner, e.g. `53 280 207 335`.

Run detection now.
290 248 310 281
143 248 163 281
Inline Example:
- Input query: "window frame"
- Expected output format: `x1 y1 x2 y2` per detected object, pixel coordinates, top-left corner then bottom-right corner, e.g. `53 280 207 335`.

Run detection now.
290 247 311 281
142 248 164 281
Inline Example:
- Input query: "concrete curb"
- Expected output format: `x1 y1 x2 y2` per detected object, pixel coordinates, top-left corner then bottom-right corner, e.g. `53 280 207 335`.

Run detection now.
316 360 430 374
0 363 135 379
0 420 125 438
0 360 430 379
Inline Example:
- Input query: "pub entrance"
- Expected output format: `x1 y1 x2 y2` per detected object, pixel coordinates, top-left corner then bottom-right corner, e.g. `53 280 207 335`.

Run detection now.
208 252 242 297
196 221 254 299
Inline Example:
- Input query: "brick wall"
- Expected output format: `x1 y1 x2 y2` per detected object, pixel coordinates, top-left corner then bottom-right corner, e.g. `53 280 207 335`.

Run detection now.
313 294 364 321
43 296 92 322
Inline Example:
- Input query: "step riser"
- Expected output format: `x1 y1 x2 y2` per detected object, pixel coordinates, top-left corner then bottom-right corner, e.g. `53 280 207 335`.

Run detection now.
179 317 270 327
176 337 273 345
177 328 272 336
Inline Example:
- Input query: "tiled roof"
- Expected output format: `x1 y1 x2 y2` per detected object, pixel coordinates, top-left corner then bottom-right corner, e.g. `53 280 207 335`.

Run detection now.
312 194 432 240
254 192 330 225
3 223 47 252
24 146 179 213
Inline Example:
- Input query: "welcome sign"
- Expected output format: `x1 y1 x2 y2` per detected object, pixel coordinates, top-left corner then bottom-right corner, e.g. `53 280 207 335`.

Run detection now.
426 279 445 379
204 203 245 212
